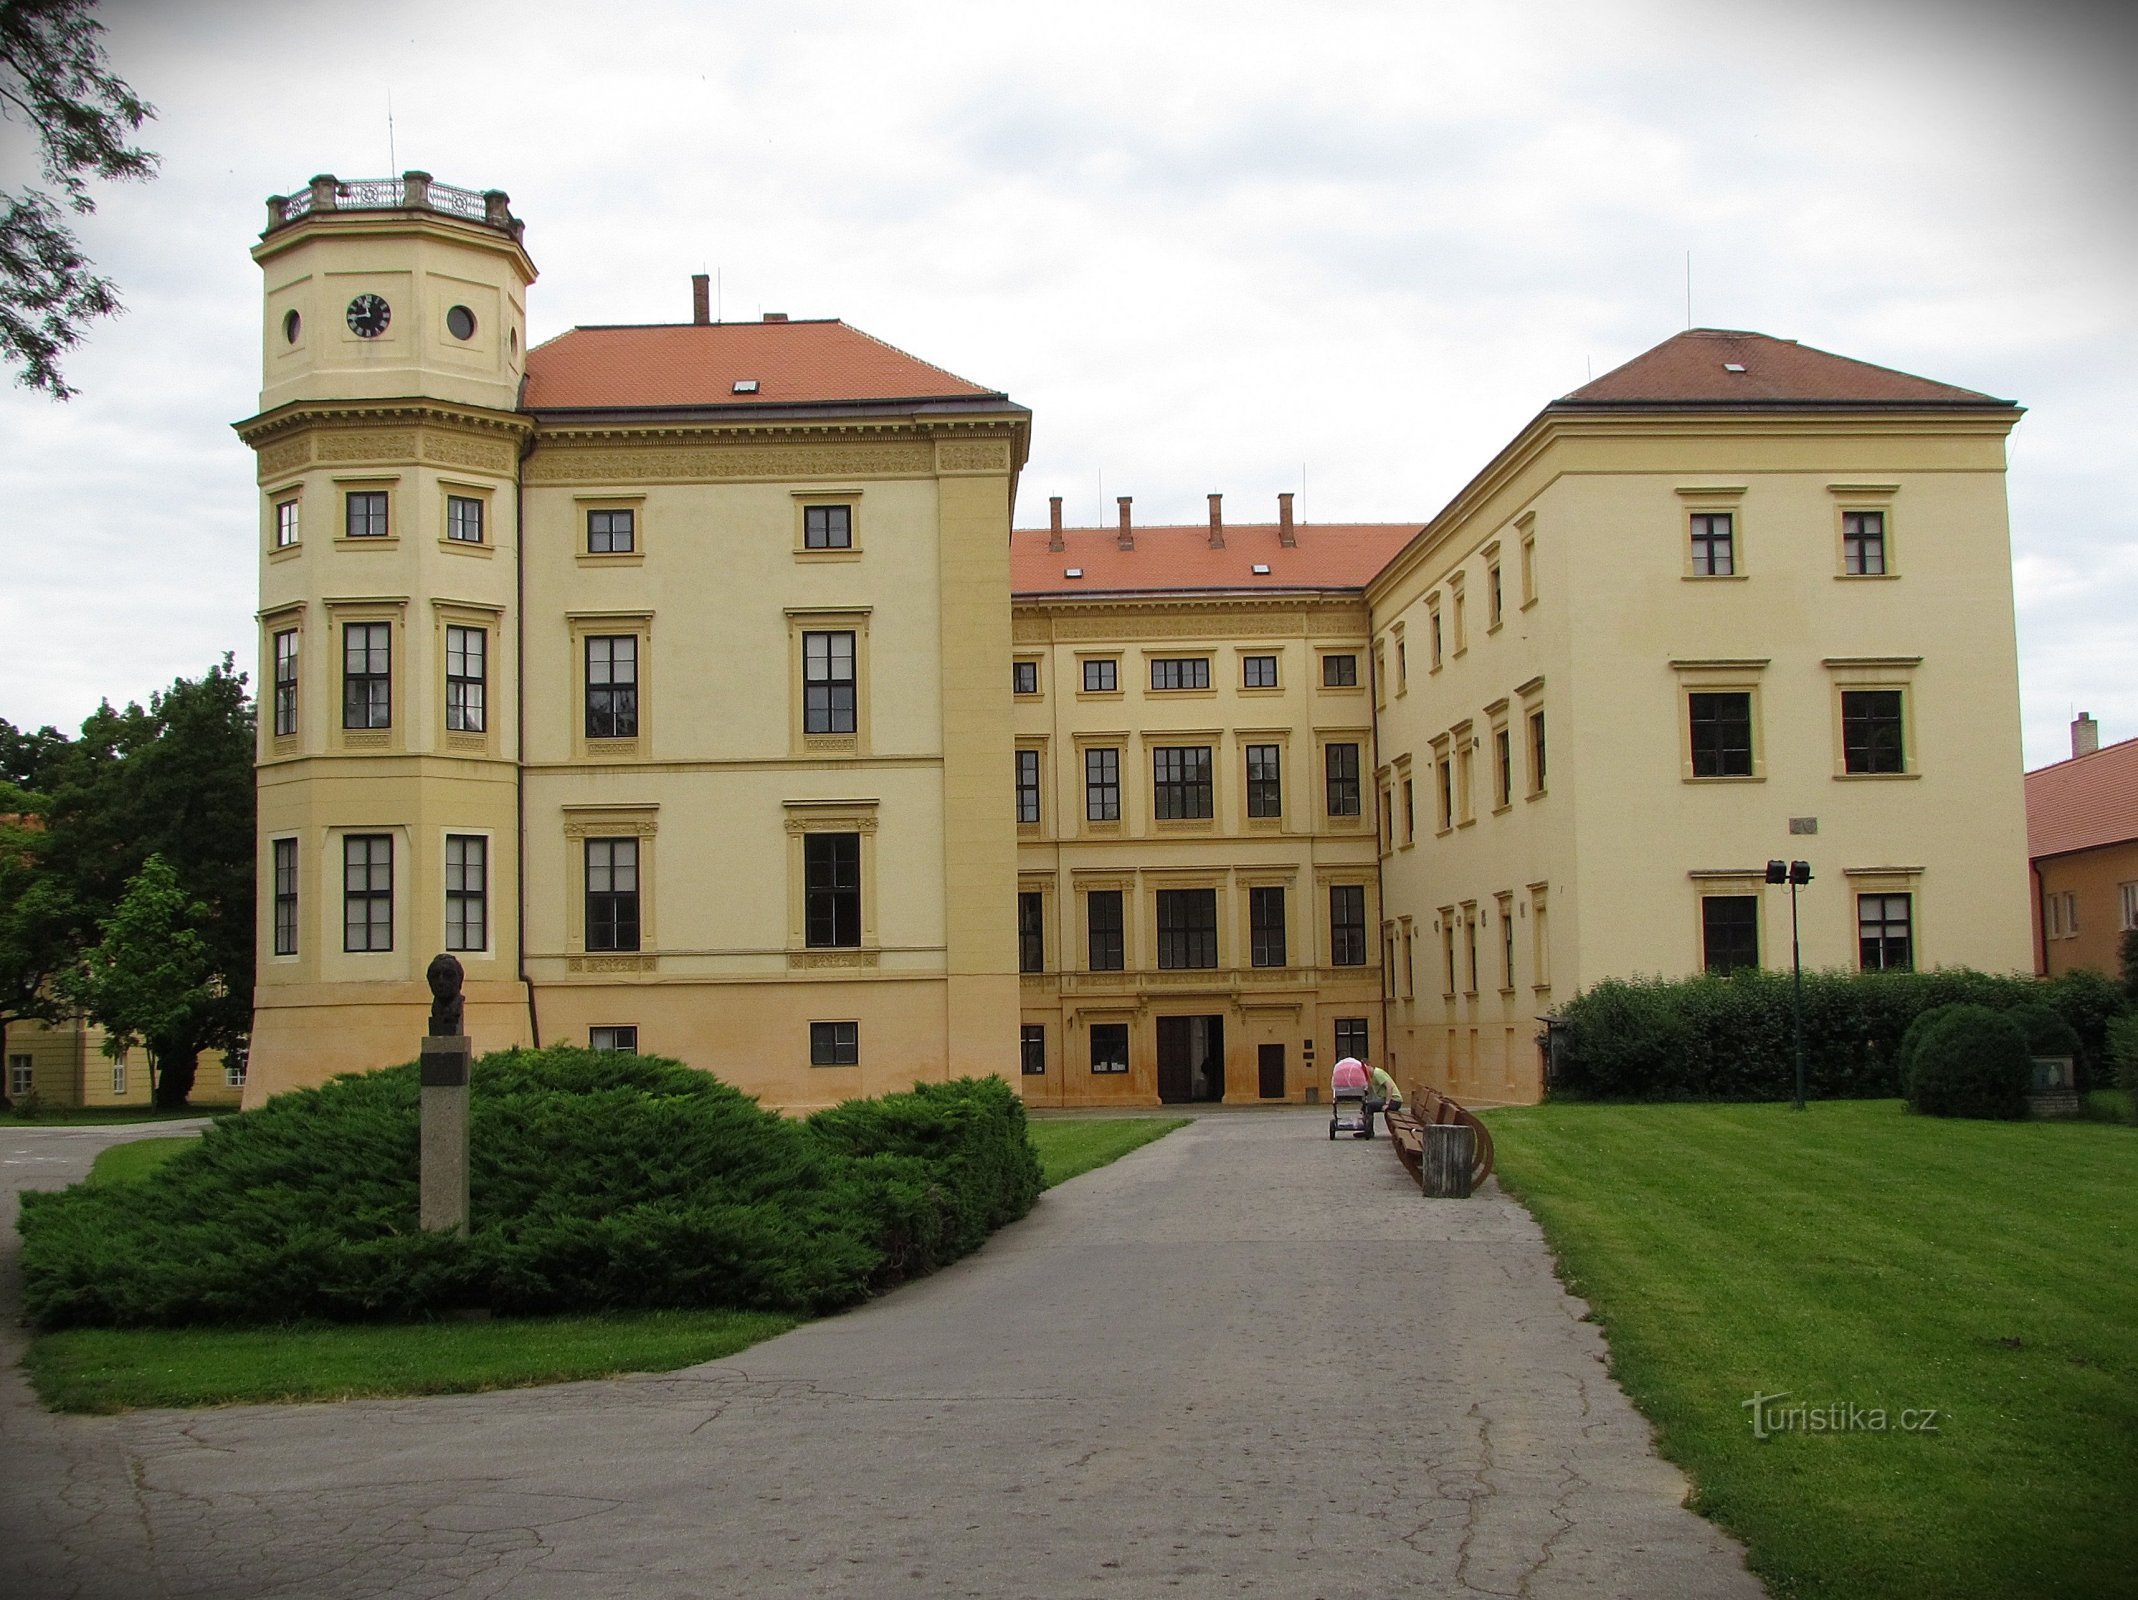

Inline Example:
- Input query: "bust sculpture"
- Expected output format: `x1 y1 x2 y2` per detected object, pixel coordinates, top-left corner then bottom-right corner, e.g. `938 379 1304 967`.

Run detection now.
425 952 465 1037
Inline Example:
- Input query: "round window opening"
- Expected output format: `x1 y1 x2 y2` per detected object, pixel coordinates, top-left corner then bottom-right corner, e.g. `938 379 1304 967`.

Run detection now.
446 304 477 341
282 309 301 344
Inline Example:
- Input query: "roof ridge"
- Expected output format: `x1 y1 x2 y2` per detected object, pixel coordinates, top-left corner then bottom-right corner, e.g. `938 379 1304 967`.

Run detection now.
2027 733 2138 775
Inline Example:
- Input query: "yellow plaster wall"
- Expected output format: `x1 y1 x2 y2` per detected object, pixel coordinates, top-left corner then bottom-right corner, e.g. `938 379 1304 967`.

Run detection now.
2037 841 2138 979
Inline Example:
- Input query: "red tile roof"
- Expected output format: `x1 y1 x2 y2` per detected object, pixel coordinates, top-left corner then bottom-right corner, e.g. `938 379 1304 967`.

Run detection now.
1012 522 1421 598
522 318 1005 411
1559 329 2012 409
2026 736 2138 859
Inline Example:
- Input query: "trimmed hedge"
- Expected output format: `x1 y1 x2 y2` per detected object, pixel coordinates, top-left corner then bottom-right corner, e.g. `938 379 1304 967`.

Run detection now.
1902 1005 2030 1119
1553 966 2129 1102
2110 1014 2138 1096
18 1050 1039 1330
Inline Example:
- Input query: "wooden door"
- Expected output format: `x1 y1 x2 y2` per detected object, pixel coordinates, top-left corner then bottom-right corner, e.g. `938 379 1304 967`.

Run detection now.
1156 1016 1193 1104
1258 1043 1285 1099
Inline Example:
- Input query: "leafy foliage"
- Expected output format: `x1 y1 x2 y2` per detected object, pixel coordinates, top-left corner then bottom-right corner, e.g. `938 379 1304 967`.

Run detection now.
2109 1014 2138 1097
59 854 213 1086
1901 1005 2031 1120
0 778 75 1102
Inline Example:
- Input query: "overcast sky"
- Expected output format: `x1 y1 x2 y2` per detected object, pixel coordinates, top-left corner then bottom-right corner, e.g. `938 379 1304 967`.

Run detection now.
2 0 2132 769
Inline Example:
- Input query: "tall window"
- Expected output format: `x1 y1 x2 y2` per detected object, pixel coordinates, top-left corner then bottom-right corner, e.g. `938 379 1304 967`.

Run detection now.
342 622 390 729
1322 654 1356 687
1842 690 1905 774
1242 654 1277 688
1018 890 1045 973
1087 890 1125 971
804 833 861 948
273 629 299 736
1156 888 1218 970
446 625 486 733
587 508 634 553
1090 1023 1129 1075
1843 510 1886 575
1487 562 1503 627
8 1055 31 1099
1402 780 1415 841
586 636 638 739
1326 743 1360 817
1085 747 1121 821
1493 726 1512 808
1702 896 1758 974
1334 1017 1369 1062
275 498 300 548
585 837 641 952
343 834 393 952
1015 748 1041 824
345 490 388 539
1246 744 1282 818
1153 746 1214 820
1012 660 1038 695
804 504 851 549
1689 692 1753 777
272 837 298 956
1690 512 1734 575
1020 1024 1046 1076
2121 880 2138 932
1436 751 1453 830
1150 657 1210 691
1528 708 1547 794
803 630 857 735
445 834 487 952
1083 659 1118 692
446 495 484 544
1249 886 1287 968
1441 918 1457 994
1330 884 1367 966
810 1021 860 1066
1858 893 1913 971
1429 606 1443 669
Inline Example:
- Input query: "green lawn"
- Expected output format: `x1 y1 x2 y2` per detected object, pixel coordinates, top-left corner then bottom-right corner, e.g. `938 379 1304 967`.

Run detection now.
1482 1099 2138 1600
84 1137 199 1186
1026 1116 1188 1187
1 1104 233 1128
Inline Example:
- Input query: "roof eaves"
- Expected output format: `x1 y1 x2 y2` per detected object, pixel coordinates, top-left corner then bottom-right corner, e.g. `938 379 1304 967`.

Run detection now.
529 394 1026 425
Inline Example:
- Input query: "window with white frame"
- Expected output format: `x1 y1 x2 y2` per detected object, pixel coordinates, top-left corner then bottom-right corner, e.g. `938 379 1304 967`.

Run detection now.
7 1054 31 1098
1858 893 1913 972
1690 512 1734 575
446 494 484 544
2122 881 2138 932
446 625 486 733
273 629 299 736
591 1026 638 1053
275 497 300 548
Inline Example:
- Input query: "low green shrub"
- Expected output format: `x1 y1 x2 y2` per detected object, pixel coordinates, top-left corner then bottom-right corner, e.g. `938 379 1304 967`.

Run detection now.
1902 1005 2030 1119
19 1050 1036 1331
2108 1014 2138 1097
2006 1002 2082 1063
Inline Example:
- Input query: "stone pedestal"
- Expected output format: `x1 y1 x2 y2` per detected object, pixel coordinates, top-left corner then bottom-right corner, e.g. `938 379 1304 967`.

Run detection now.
1421 1123 1477 1199
419 1035 471 1235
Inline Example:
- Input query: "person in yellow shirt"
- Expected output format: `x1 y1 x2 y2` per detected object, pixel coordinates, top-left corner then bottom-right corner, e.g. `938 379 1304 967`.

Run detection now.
1363 1061 1402 1136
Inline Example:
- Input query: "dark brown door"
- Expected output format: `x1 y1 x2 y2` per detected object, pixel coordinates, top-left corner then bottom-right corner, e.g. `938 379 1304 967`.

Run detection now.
1258 1043 1286 1099
1157 1016 1193 1104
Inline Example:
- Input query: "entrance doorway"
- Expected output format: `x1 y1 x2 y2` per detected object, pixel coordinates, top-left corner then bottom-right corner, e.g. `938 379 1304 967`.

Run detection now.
1156 1015 1226 1104
1258 1043 1286 1099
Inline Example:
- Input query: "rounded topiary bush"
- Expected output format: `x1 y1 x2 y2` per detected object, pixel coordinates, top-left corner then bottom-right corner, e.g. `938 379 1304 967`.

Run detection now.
1902 1005 2031 1120
2005 1001 2081 1064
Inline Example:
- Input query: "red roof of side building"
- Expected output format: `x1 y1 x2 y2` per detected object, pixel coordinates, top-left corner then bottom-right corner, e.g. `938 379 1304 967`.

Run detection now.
522 318 1006 411
1012 521 1421 598
2026 735 2138 859
1558 329 2013 409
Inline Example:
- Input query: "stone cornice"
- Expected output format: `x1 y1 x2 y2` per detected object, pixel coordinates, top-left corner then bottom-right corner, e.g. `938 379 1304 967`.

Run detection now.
233 398 534 448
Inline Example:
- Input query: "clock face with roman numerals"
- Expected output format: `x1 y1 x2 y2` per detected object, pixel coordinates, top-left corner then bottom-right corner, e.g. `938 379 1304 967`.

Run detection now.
345 293 391 338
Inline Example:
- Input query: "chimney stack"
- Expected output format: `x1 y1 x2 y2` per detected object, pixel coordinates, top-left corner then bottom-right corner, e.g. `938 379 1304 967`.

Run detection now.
1207 493 1225 549
1116 496 1135 551
1048 496 1065 552
1277 491 1297 547
691 273 710 325
2073 711 2100 759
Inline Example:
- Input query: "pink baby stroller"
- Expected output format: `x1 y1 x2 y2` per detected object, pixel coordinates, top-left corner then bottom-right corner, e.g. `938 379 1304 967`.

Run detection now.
1329 1056 1370 1139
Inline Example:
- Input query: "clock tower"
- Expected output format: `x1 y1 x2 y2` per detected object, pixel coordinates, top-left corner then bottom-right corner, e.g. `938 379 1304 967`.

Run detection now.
235 173 539 1102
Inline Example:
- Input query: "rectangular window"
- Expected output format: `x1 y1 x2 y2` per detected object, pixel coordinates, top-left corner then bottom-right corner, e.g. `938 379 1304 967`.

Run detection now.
1012 660 1039 695
1245 744 1282 818
1436 751 1453 830
1487 562 1503 626
1843 510 1886 575
1018 890 1045 973
8 1055 31 1098
1330 884 1367 967
1087 890 1125 971
804 832 861 948
585 635 639 739
1689 692 1753 777
1334 1018 1369 1062
225 1059 246 1089
1020 1024 1046 1076
1156 888 1218 970
1442 917 1457 995
446 494 484 544
1089 1022 1130 1075
803 630 857 735
345 490 388 539
1242 654 1277 688
1083 658 1118 693
445 834 487 952
1501 903 1516 990
587 508 635 553
810 1021 859 1066
1842 690 1905 774
1152 746 1214 820
1249 885 1287 968
1150 657 1211 691
1493 726 1512 808
1402 780 1415 841
273 628 299 736
1465 911 1479 994
445 625 486 733
585 837 641 953
1325 743 1361 817
112 1059 126 1097
1690 511 1734 575
1428 606 1443 669
1702 896 1759 974
341 622 391 730
272 837 298 956
1859 893 1913 972
1085 747 1121 821
1396 640 1407 690
591 1026 638 1053
342 833 393 952
1528 708 1547 794
2121 881 2138 932
275 498 300 548
804 504 852 549
1015 748 1041 825
1322 654 1357 687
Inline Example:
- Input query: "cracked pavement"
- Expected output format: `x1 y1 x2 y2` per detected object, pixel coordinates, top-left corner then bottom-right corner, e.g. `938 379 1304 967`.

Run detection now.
3 1109 1763 1598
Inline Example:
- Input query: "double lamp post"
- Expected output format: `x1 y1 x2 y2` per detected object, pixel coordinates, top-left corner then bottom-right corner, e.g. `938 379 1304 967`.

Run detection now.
1766 858 1813 1111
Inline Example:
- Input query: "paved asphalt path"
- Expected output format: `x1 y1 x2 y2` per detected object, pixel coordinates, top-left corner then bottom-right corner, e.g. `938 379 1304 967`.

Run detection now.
2 1109 1762 1599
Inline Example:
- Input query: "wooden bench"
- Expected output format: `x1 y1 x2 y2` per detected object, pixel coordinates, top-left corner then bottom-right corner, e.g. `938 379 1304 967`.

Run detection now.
1383 1088 1495 1196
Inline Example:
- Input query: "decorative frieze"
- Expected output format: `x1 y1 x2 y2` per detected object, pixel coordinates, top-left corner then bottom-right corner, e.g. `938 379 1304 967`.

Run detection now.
787 950 881 970
318 430 417 463
567 954 659 973
255 438 312 478
937 439 1009 472
526 440 933 485
423 432 517 474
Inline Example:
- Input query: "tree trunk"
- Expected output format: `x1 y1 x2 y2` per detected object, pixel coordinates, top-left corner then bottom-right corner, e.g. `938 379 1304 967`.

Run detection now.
155 1044 198 1109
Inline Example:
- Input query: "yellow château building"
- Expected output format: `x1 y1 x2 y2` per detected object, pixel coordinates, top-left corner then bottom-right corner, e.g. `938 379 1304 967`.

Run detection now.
239 176 2032 1110
6 1017 242 1111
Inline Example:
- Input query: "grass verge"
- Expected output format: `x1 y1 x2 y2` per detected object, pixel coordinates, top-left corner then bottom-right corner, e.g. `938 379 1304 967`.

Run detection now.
1483 1099 2137 1600
1026 1117 1188 1187
84 1137 197 1186
1 1105 233 1128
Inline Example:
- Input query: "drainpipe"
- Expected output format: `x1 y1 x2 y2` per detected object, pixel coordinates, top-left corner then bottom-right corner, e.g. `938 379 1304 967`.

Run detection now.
516 429 541 1049
1368 624 1393 1093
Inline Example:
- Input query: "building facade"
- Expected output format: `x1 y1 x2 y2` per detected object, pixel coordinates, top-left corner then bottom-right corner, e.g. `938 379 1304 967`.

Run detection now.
2027 716 2138 979
5 1017 242 1111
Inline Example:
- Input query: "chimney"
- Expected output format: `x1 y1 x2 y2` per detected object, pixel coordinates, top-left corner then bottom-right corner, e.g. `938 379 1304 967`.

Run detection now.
2072 712 2100 759
1207 493 1225 549
1116 496 1135 551
1277 491 1297 547
691 274 710 326
1047 496 1065 553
